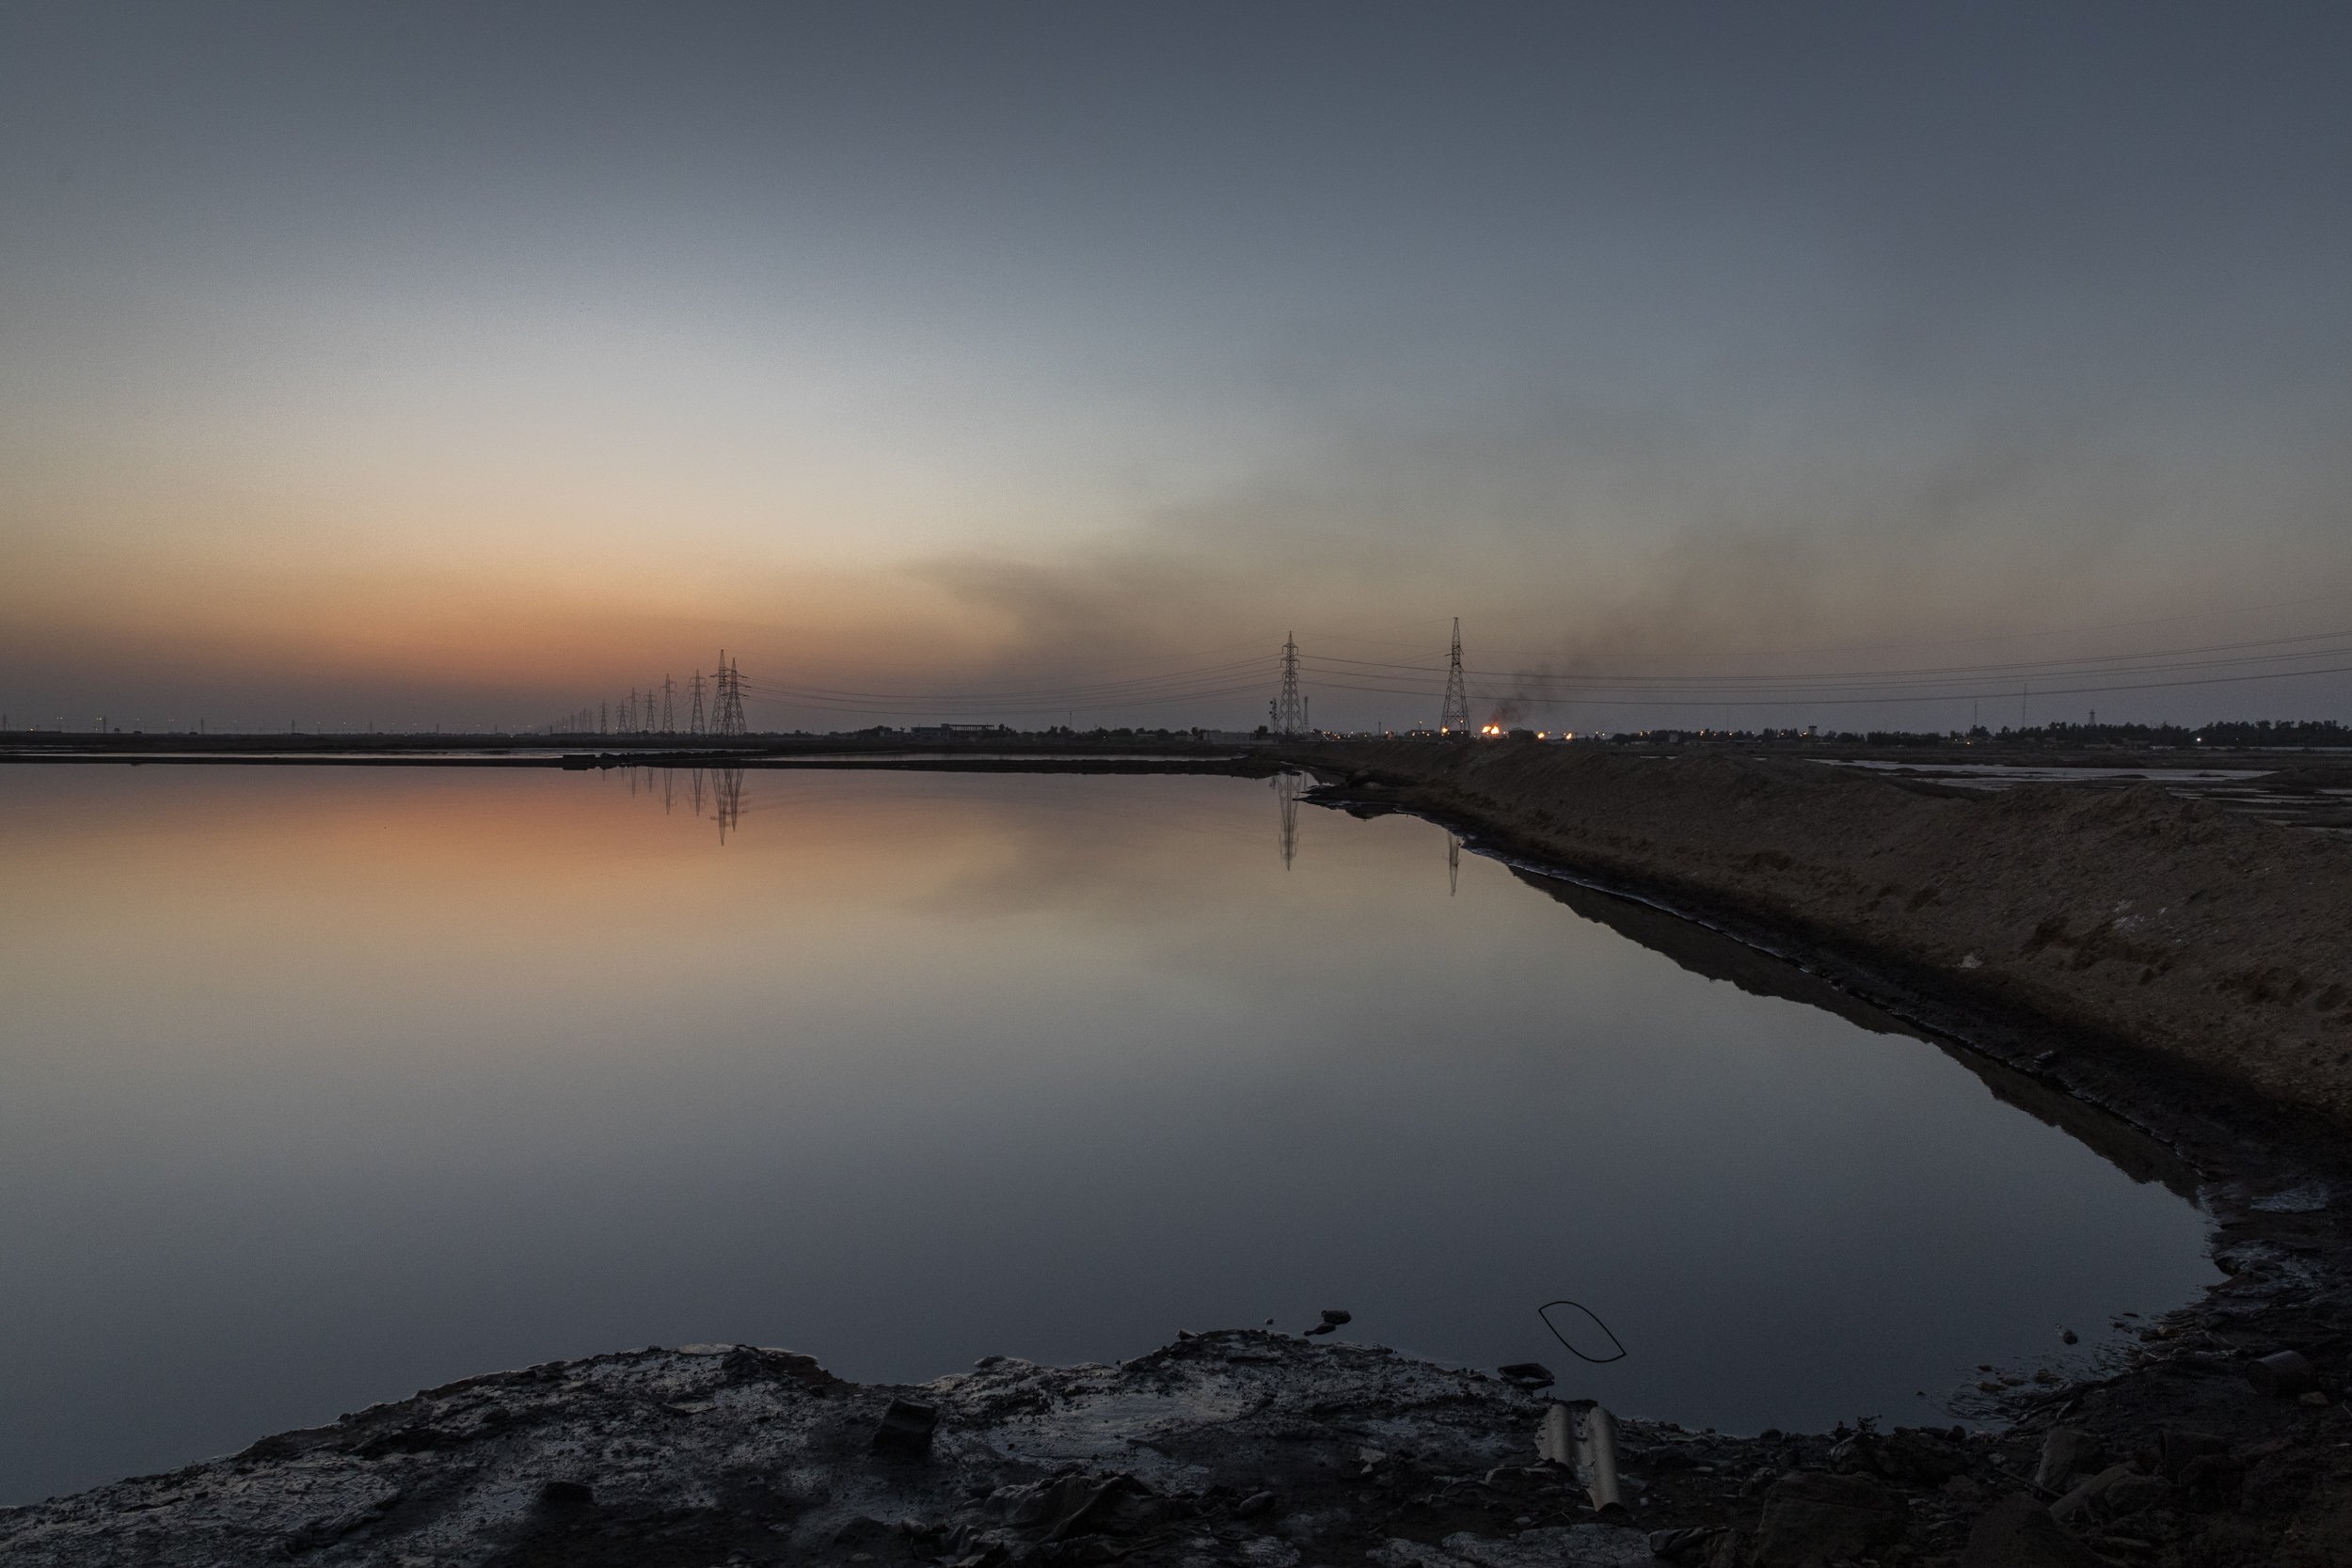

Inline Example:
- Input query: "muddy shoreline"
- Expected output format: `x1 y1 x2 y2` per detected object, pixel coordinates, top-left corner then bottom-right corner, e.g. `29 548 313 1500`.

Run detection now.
8 742 2352 1563
1284 754 2340 1204
1287 742 2352 1133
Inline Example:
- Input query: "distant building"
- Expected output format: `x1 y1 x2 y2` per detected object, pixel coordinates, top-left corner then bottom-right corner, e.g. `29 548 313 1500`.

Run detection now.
910 722 1013 741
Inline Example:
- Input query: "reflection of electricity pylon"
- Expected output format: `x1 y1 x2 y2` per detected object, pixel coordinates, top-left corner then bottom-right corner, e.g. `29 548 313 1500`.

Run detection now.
1439 617 1470 735
1447 832 1460 896
690 768 706 816
661 768 674 813
1273 771 1302 869
1275 633 1306 736
711 766 744 842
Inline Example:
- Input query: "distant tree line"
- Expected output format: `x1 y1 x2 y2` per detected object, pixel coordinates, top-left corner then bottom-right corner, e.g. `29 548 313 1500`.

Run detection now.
1611 719 2350 748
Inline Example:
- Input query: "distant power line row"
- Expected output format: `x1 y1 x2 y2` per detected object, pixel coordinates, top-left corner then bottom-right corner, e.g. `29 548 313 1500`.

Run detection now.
556 655 749 736
550 621 2352 733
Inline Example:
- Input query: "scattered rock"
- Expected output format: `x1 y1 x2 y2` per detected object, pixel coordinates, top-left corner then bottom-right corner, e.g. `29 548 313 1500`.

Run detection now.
1495 1362 1554 1391
2155 1428 2226 1481
872 1396 941 1455
2050 1465 2133 1526
1646 1523 1724 1560
1041 1473 1165 1541
834 1514 894 1545
1004 1475 1095 1528
2249 1183 2332 1213
1876 1426 1971 1485
2100 1474 2168 1518
2173 1450 2245 1509
535 1479 595 1509
1303 1309 1353 1338
2033 1427 2102 1492
1959 1494 2114 1567
1378 1524 1654 1568
1749 1470 1907 1566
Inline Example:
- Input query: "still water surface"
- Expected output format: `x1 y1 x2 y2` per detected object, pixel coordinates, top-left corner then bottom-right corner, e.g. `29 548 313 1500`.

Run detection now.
0 765 2217 1503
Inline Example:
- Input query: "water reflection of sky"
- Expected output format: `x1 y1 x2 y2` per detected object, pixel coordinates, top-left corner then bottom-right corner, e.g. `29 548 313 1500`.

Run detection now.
0 765 2217 1503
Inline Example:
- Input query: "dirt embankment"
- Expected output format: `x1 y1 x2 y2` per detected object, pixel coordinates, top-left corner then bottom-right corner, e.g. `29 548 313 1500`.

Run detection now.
1300 743 2352 1132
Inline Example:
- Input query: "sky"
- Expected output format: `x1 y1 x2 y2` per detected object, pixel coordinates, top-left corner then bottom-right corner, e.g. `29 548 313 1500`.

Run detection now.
4 1 2350 734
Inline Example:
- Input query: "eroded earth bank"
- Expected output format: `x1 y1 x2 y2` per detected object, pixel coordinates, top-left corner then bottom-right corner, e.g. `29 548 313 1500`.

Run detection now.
1292 743 2352 1132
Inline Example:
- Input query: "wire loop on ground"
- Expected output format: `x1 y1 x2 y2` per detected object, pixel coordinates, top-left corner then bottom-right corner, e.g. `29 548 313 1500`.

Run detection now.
1538 1299 1629 1364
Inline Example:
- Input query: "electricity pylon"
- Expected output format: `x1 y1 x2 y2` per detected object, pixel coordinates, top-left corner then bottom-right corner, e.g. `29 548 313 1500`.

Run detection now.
1275 632 1306 736
1439 617 1470 735
711 655 747 736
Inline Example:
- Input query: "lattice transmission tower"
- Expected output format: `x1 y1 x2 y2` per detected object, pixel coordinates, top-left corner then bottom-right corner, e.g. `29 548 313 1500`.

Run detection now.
660 674 676 735
711 654 748 736
1273 632 1307 736
688 673 707 736
1439 617 1470 735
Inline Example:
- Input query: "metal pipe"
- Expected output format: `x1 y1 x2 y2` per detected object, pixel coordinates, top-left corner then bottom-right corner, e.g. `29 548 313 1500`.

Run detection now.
1577 1404 1624 1514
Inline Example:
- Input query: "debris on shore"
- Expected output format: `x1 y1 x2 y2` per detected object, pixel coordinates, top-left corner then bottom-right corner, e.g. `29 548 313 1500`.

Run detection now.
8 1300 2352 1568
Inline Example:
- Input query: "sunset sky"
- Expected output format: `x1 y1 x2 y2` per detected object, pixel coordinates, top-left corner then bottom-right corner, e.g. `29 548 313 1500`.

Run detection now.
5 2 2349 733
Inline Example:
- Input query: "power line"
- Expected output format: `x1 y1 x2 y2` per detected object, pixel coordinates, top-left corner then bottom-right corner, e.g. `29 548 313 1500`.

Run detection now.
534 596 2352 735
738 653 1269 706
1293 658 2352 710
1304 624 2352 689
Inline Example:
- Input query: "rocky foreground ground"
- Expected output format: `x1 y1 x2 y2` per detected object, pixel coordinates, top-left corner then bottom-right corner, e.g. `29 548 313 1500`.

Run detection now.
8 1298 2352 1568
